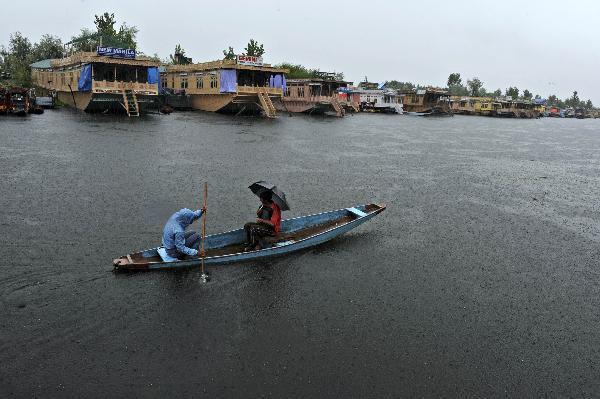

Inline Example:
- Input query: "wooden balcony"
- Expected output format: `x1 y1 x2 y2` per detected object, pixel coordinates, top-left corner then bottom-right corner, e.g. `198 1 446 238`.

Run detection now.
92 80 158 95
237 85 283 96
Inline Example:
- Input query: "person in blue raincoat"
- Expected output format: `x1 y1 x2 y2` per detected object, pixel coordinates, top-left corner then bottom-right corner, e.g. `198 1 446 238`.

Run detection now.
162 207 206 259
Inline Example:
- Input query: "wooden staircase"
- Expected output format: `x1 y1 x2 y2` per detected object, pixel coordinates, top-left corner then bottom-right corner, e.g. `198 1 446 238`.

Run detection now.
122 90 139 117
258 90 277 118
330 97 345 117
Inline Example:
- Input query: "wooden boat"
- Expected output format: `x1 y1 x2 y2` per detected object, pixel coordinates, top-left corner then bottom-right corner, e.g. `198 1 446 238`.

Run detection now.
113 203 386 271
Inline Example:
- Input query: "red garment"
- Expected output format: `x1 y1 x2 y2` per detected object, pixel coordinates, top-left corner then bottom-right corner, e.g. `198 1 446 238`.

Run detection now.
270 203 281 233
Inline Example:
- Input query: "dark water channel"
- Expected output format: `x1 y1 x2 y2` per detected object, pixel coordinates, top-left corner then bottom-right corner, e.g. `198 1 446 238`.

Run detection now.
1 109 600 397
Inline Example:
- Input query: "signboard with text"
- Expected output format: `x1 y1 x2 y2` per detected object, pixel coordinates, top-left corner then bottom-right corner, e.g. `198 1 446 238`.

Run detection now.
236 55 263 66
97 46 136 59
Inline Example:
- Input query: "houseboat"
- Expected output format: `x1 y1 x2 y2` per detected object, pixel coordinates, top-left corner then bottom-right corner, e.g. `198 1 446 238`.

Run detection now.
30 48 161 116
493 99 537 118
7 87 32 115
357 89 403 114
0 88 8 114
279 75 352 117
336 87 360 113
400 88 452 116
161 55 287 118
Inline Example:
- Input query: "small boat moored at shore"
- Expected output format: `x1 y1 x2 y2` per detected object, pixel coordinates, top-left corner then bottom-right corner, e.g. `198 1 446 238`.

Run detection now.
113 203 386 271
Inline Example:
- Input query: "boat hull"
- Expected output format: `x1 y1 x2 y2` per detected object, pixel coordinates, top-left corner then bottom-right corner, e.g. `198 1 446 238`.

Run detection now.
114 203 385 271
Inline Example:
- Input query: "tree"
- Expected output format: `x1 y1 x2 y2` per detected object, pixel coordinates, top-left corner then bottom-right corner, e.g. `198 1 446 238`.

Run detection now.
70 12 138 51
115 23 138 49
8 32 32 62
505 86 519 99
5 32 33 86
523 89 532 100
244 39 264 57
571 91 580 105
383 80 416 92
493 89 502 97
276 63 319 79
447 73 467 95
94 12 117 37
467 77 484 96
170 44 191 64
69 28 99 52
585 99 593 109
447 73 462 87
31 34 63 61
223 46 235 60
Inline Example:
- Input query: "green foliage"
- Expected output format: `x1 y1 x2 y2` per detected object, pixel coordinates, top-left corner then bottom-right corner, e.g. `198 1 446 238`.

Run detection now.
223 46 235 60
170 44 192 64
493 89 502 97
447 73 461 87
244 39 264 57
276 63 318 79
31 34 63 61
2 32 33 86
94 12 117 37
467 77 484 96
70 12 138 51
505 86 519 98
69 28 99 52
384 80 417 91
523 89 532 100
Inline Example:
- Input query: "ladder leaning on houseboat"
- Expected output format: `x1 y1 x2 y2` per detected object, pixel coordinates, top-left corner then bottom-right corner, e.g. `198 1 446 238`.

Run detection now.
330 97 344 117
121 89 140 117
258 89 277 118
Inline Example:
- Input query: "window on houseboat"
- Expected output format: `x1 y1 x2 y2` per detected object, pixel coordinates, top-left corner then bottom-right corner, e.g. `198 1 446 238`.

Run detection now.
237 69 270 87
181 77 188 89
196 77 203 89
210 75 217 88
93 64 117 82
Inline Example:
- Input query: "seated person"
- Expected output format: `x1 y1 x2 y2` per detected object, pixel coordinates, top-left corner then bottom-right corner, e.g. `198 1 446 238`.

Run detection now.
162 207 206 259
244 191 281 251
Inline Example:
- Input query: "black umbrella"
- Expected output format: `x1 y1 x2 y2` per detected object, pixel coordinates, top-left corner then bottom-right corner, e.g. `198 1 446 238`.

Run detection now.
248 181 290 211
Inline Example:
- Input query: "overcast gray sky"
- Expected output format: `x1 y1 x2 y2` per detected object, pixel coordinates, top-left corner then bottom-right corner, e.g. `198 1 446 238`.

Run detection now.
3 0 599 103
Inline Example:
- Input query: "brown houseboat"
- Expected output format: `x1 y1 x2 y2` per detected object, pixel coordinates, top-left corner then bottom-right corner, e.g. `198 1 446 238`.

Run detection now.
31 49 160 116
279 75 353 117
161 55 287 118
400 88 452 116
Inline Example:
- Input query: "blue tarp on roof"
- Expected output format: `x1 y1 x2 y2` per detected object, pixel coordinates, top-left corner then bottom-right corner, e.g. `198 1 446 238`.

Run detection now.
78 64 92 92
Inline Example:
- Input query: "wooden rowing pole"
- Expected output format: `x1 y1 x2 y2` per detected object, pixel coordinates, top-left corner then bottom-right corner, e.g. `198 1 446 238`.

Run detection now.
200 182 208 282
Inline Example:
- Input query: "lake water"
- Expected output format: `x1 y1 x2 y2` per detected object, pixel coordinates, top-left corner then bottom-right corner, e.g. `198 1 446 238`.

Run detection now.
1 109 599 397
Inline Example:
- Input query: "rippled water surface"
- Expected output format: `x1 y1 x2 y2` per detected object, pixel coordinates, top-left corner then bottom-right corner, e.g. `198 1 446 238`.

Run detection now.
1 110 600 397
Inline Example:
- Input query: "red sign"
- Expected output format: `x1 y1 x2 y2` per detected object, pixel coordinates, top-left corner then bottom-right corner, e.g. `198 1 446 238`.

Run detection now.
236 55 263 66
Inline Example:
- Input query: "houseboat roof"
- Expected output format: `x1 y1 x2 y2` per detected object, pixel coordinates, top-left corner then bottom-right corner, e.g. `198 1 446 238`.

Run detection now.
164 59 288 74
286 78 352 85
30 59 53 69
36 52 160 69
399 87 450 95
